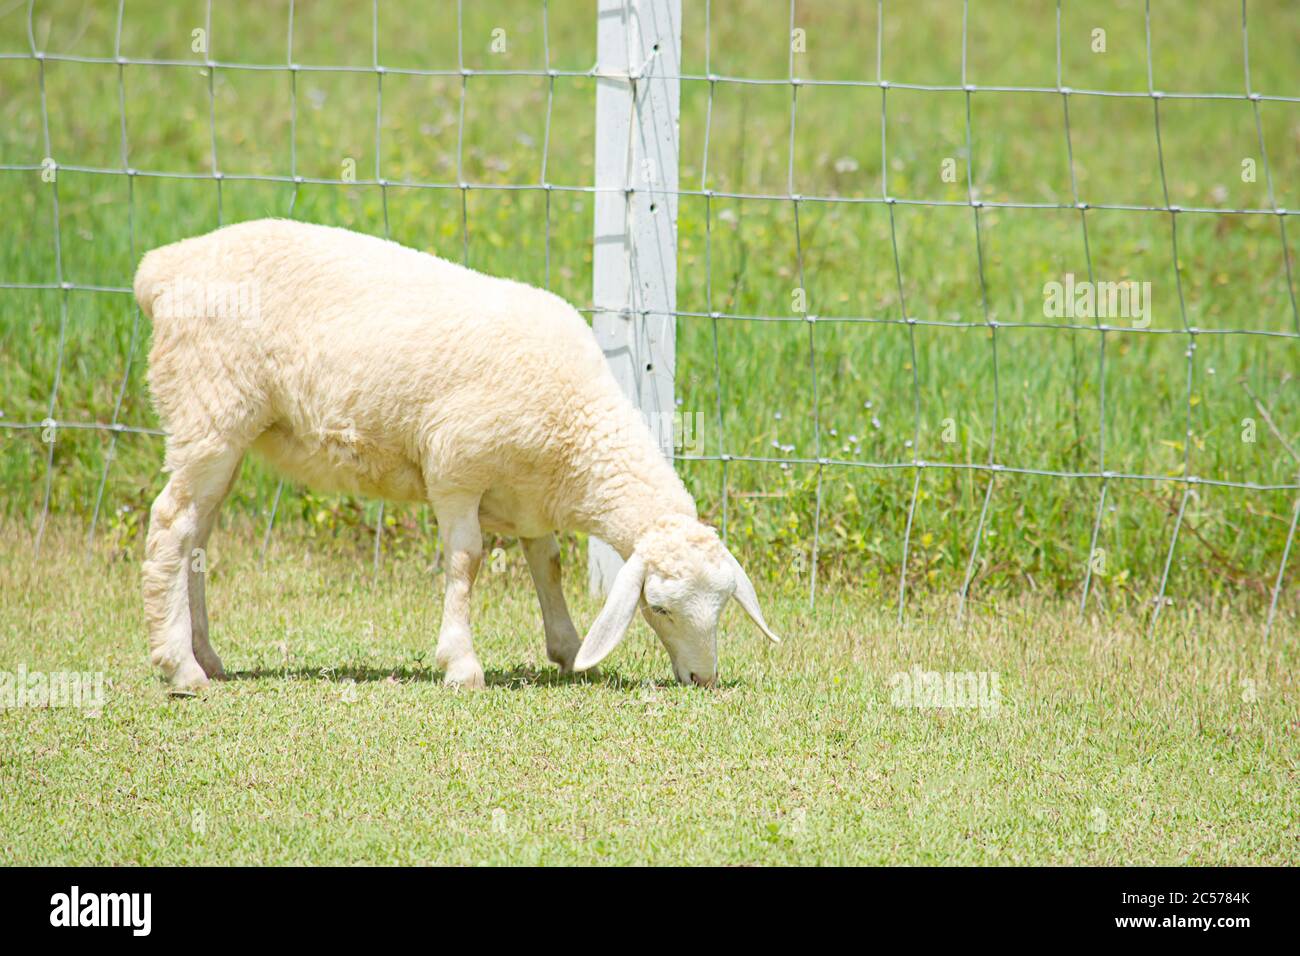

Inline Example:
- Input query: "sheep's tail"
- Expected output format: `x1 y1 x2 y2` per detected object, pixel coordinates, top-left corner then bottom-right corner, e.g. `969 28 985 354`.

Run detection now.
133 247 170 319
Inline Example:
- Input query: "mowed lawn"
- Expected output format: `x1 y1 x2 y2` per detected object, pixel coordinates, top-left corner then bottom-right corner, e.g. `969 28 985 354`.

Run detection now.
1 520 1294 866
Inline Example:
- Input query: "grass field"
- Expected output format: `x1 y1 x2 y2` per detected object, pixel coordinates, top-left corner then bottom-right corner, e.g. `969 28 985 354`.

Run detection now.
0 0 1297 613
0 2 1297 866
2 519 1296 865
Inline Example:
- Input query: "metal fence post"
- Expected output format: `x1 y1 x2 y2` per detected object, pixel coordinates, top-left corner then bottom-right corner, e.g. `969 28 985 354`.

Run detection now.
590 0 682 596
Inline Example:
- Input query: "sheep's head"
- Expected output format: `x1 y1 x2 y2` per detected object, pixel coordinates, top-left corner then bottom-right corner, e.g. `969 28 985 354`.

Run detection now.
572 515 780 686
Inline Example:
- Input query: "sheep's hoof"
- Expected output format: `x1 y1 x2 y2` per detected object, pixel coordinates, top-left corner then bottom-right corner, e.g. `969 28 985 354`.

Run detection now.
443 659 486 690
167 659 211 697
195 649 226 680
546 637 581 674
548 651 580 675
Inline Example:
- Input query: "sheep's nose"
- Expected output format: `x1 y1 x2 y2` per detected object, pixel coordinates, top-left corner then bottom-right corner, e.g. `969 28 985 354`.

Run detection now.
690 672 716 688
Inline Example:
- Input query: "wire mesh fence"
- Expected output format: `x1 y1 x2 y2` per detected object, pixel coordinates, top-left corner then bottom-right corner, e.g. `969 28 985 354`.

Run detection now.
1 0 1296 637
670 0 1300 638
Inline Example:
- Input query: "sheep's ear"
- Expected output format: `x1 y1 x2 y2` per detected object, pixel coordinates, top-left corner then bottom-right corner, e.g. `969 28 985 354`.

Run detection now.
573 553 646 671
724 548 781 644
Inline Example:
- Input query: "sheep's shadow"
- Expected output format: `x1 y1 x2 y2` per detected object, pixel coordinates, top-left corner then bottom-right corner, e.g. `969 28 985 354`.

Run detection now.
223 663 732 690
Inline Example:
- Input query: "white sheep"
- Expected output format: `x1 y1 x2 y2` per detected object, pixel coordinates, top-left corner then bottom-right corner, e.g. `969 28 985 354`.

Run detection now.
135 219 778 692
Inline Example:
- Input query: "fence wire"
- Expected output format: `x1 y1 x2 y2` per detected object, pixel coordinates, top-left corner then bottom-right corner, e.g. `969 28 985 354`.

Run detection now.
681 0 1298 639
1 0 1297 639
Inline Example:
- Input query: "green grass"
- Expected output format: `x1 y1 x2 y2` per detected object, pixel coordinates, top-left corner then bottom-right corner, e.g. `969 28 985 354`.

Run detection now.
1 519 1296 865
0 3 1296 865
0 1 1296 614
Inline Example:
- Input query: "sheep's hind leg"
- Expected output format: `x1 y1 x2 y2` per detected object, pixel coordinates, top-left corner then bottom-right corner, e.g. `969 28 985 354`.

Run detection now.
143 444 243 693
433 493 486 689
188 457 242 680
521 534 581 673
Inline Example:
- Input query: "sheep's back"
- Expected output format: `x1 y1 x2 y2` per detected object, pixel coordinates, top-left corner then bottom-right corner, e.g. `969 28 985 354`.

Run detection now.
135 219 620 482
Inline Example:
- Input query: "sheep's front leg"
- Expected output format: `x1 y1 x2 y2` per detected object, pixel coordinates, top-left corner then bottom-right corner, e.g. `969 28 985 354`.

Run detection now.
521 534 581 672
433 494 486 689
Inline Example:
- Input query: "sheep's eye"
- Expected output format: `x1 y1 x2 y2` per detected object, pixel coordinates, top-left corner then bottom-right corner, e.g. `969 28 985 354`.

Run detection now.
648 604 670 617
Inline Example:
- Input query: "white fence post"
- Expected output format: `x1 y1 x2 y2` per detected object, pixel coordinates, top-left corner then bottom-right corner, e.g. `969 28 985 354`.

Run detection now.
590 0 682 596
